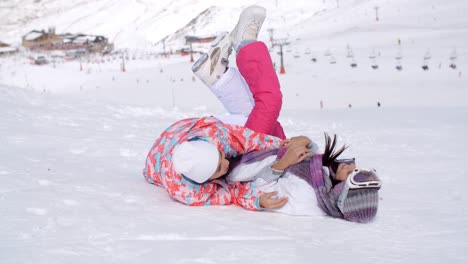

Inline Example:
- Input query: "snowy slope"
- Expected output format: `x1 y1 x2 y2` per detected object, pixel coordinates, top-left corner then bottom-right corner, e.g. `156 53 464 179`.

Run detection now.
1 1 468 263
1 1 467 108
1 0 467 50
1 84 467 263
0 0 327 49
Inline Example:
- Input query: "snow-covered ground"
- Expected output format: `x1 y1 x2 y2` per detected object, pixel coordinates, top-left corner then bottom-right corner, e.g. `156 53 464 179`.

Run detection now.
1 0 468 263
1 83 467 263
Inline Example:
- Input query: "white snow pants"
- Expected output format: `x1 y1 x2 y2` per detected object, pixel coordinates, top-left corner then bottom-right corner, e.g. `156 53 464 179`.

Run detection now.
211 67 254 126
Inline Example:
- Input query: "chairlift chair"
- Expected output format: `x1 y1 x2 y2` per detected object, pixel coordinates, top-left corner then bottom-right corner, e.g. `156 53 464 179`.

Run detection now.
369 49 377 60
449 50 457 69
371 57 378 69
347 47 354 58
396 65 403 71
450 48 457 58
424 50 432 60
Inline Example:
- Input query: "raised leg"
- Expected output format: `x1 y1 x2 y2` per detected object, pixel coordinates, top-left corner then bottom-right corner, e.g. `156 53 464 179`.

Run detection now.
236 41 285 139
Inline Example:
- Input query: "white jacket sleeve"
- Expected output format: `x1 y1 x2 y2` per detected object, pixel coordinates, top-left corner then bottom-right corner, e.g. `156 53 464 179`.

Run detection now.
226 155 281 183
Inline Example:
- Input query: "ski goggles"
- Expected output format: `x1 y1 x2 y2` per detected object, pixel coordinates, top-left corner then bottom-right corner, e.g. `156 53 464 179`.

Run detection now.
337 168 381 212
336 158 356 165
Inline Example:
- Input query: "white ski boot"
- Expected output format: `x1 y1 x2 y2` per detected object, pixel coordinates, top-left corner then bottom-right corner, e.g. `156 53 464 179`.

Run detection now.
192 31 233 87
231 5 266 52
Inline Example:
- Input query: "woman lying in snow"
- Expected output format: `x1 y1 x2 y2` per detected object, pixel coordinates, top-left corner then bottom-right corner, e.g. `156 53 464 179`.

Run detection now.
144 5 288 211
173 132 382 223
144 5 382 222
227 134 382 223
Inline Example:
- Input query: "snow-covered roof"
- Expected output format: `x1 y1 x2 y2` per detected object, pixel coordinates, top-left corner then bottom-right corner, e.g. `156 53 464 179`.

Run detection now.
72 37 87 44
0 47 17 53
60 33 79 39
72 35 98 44
24 31 45 41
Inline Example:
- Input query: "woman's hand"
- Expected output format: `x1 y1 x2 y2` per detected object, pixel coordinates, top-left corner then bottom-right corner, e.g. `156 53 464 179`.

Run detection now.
273 145 311 171
281 136 311 148
259 192 288 209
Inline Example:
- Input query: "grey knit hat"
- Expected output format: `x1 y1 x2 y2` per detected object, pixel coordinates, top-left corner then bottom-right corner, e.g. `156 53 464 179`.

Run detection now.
340 188 379 223
333 182 379 223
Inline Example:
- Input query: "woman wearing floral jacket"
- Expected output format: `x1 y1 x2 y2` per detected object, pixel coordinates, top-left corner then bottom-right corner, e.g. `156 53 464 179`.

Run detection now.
143 6 289 211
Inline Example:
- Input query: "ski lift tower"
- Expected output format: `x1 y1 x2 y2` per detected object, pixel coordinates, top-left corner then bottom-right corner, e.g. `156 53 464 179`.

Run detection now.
160 37 168 58
189 41 194 62
272 38 290 74
267 28 275 48
185 36 198 63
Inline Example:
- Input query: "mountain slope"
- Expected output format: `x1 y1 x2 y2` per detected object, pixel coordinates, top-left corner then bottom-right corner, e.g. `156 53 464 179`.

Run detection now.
1 0 465 51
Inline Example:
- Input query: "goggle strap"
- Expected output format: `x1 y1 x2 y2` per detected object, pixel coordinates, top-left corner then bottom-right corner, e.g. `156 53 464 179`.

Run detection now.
337 184 350 213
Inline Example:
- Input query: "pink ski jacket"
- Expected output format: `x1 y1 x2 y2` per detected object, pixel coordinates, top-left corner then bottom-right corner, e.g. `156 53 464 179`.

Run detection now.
143 117 282 210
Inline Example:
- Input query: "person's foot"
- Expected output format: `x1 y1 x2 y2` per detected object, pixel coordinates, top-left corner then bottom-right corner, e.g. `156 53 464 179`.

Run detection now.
231 5 266 52
192 31 232 87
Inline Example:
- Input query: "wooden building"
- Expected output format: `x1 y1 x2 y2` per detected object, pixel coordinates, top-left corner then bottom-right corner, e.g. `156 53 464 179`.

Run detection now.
0 42 17 56
0 41 10 48
22 28 63 49
65 34 110 53
22 28 112 54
